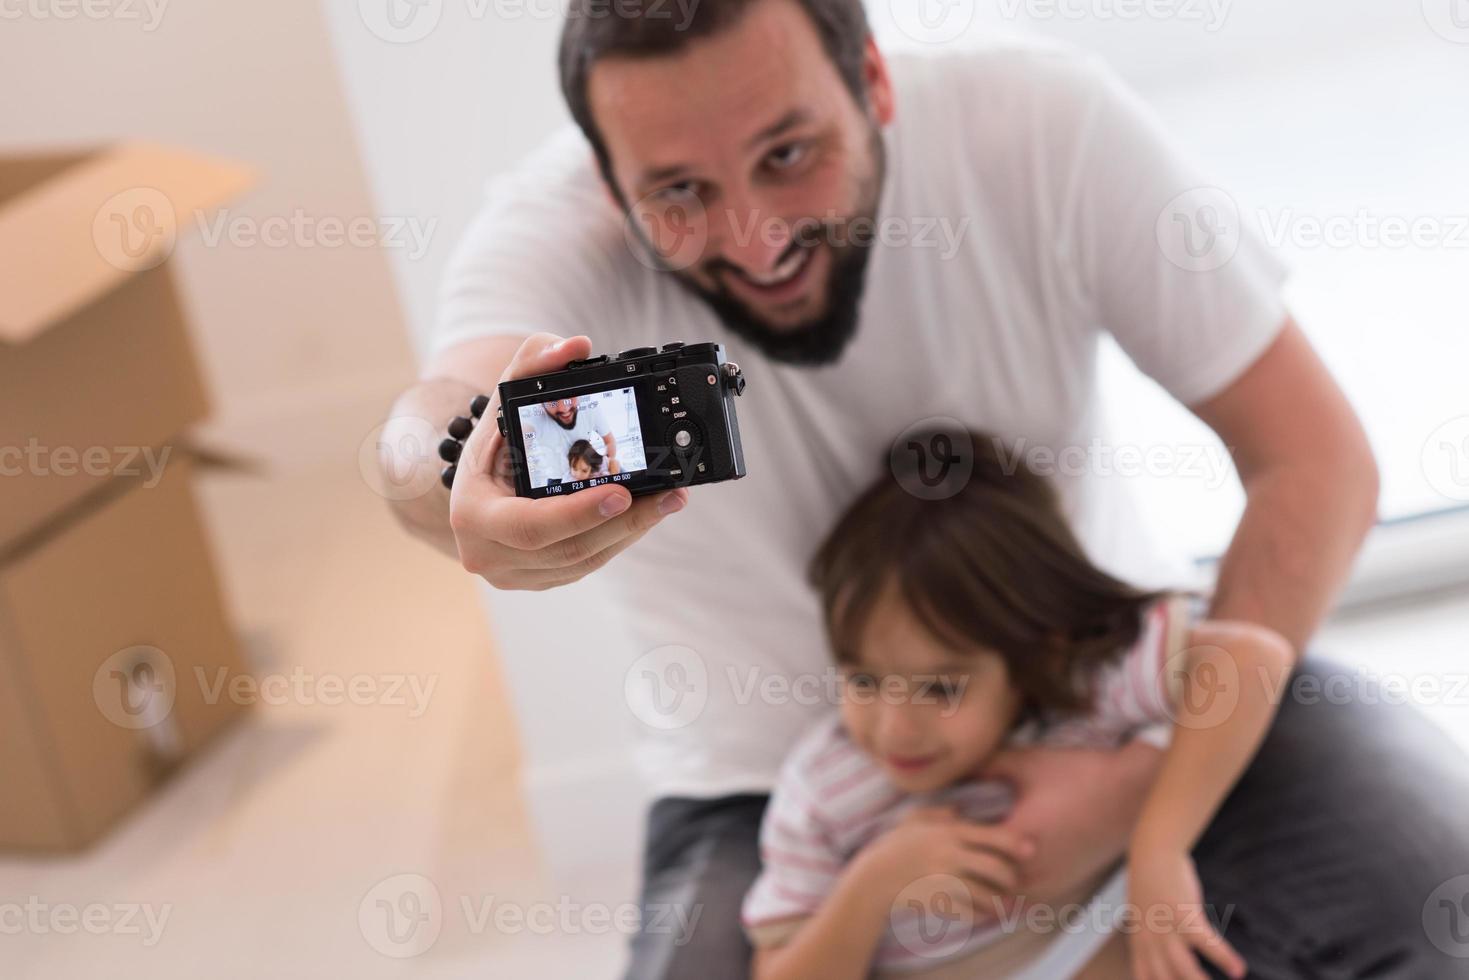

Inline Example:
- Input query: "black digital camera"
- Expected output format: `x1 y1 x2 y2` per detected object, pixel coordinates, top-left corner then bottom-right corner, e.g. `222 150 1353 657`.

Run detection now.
492 342 747 499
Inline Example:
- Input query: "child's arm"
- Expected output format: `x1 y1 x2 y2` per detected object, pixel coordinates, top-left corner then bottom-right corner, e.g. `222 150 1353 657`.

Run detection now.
752 808 1033 980
1127 619 1295 979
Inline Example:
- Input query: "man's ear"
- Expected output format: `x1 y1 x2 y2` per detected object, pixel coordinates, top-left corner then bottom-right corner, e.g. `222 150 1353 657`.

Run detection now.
862 36 896 126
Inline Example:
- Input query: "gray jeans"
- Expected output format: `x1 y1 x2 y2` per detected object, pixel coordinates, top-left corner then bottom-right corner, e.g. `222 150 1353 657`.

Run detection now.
624 659 1469 980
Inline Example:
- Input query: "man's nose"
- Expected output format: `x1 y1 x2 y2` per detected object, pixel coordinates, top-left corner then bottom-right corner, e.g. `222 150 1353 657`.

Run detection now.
711 191 793 279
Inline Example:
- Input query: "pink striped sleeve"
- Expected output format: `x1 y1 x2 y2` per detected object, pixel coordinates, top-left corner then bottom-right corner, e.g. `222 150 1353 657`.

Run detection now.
741 752 844 935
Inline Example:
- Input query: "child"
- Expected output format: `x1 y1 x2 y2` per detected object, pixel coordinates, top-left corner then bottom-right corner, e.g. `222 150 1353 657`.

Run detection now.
743 429 1294 980
565 438 621 482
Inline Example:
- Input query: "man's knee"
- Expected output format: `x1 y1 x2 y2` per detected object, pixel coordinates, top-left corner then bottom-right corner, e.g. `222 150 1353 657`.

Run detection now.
625 795 768 980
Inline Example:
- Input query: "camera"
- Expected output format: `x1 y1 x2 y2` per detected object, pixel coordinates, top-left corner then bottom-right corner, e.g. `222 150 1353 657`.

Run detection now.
491 342 747 499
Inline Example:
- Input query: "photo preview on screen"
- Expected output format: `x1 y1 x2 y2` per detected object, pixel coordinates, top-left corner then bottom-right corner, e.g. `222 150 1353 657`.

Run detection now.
518 387 649 492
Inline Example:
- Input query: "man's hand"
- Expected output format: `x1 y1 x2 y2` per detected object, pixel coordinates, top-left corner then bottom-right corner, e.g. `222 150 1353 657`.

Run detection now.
980 742 1163 903
449 332 687 590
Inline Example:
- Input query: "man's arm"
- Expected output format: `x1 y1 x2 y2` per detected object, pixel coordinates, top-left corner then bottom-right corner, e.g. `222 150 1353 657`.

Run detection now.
380 332 686 587
1190 317 1380 651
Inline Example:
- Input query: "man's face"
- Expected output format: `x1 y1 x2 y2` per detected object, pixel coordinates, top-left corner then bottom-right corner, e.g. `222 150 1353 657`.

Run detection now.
588 0 894 364
545 397 579 427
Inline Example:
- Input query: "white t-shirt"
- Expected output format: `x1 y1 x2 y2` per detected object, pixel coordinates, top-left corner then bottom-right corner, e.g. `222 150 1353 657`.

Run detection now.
430 40 1287 798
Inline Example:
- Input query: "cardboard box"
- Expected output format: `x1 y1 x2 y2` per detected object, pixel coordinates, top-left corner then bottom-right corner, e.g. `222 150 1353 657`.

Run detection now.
0 143 253 552
0 144 255 850
0 457 250 850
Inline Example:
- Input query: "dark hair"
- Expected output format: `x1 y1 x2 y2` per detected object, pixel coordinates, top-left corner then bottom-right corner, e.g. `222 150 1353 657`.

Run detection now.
809 429 1174 716
567 438 605 472
558 0 873 189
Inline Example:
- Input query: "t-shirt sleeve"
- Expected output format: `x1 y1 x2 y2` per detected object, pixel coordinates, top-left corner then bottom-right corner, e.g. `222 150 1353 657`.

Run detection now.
741 763 843 948
1051 56 1290 407
424 130 633 362
1037 595 1188 748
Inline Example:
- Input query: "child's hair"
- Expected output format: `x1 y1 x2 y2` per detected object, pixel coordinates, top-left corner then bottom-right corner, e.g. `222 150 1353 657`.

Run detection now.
809 428 1171 716
567 439 604 473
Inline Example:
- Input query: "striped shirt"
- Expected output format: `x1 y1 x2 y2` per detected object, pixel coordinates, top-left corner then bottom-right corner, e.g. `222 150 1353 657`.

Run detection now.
742 594 1193 974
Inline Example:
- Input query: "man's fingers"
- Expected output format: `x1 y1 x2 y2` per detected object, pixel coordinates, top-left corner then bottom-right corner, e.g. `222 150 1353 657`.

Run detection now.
953 823 1035 863
955 850 1022 895
1190 925 1247 979
502 332 592 383
514 490 684 568
486 486 638 552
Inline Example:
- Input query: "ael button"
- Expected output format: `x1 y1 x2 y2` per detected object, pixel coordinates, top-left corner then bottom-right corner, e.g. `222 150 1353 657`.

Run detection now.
618 346 658 359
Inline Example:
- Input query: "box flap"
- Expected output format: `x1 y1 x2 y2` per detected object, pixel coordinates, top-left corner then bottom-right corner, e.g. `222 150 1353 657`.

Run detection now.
0 143 255 345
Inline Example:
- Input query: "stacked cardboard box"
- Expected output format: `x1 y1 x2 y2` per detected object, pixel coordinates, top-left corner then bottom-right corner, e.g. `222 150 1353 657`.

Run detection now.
0 144 255 850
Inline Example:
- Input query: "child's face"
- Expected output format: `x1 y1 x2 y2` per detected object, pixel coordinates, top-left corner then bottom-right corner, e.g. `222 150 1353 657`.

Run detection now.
569 458 593 481
838 583 1023 794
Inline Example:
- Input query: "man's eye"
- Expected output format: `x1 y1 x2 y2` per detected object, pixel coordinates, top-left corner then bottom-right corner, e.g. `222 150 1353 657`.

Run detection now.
766 142 809 171
655 181 700 202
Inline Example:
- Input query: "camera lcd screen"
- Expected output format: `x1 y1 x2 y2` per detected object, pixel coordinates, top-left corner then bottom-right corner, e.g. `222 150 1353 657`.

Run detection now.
516 386 649 493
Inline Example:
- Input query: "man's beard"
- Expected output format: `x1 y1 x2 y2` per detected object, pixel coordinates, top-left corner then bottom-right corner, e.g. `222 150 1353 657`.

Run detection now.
662 129 885 367
551 408 578 430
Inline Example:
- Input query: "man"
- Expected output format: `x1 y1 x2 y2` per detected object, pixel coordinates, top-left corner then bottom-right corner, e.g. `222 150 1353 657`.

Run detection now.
381 0 1469 976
